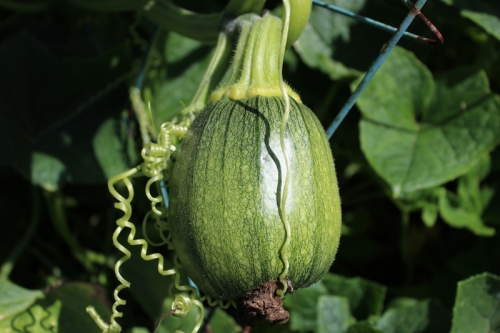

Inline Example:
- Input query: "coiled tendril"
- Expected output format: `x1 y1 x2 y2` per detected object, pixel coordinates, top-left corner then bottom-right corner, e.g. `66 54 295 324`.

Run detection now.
87 119 235 333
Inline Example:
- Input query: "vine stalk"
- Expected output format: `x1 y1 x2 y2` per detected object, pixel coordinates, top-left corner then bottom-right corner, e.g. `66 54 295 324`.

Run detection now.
277 0 292 298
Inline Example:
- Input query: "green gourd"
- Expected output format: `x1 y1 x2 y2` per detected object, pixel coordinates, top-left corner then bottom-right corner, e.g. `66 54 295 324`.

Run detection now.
169 95 341 300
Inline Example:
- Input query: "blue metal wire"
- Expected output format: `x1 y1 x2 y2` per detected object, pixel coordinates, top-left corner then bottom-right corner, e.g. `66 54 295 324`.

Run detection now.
325 0 429 139
312 0 424 43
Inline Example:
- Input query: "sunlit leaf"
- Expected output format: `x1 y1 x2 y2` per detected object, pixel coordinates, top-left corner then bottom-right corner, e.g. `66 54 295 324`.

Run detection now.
0 282 110 333
317 295 353 333
347 322 385 333
322 274 386 320
376 298 451 333
357 47 500 196
450 272 500 333
285 281 328 332
0 280 43 319
294 0 364 80
143 31 213 128
438 154 495 236
440 0 500 41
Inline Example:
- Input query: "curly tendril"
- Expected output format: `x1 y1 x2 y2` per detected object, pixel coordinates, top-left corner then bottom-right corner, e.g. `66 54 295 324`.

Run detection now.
276 0 292 298
88 117 237 333
87 167 141 333
141 123 189 215
142 211 171 247
87 167 178 332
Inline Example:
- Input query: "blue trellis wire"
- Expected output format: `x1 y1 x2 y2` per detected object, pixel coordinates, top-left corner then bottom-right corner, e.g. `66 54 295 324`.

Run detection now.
312 0 441 45
324 0 432 139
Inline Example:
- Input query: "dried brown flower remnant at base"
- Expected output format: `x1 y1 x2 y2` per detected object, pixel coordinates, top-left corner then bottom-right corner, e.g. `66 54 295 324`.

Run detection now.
230 279 293 327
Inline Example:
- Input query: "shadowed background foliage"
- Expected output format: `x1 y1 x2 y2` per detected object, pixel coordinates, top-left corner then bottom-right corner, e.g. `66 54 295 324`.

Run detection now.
1 0 499 332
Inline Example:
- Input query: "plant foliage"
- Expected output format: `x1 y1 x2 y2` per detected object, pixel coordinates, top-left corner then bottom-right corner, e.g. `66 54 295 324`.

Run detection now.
0 0 499 332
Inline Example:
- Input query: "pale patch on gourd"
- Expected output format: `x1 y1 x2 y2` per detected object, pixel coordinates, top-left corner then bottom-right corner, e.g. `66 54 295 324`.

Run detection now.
259 135 295 214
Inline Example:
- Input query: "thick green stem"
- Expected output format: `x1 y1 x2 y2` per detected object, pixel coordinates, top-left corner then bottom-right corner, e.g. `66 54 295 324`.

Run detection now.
142 1 223 44
68 0 223 43
189 32 231 109
210 14 301 102
225 0 266 16
285 0 312 46
0 186 41 280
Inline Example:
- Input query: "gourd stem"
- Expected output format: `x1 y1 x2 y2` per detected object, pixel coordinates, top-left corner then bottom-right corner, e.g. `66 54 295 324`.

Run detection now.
209 20 253 102
188 31 230 112
225 0 266 16
277 0 292 298
141 1 223 44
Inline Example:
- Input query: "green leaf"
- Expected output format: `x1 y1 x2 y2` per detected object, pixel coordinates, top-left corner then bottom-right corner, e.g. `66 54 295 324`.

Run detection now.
438 154 495 236
0 32 132 190
156 297 201 333
450 272 500 333
0 279 43 319
0 282 110 333
31 152 66 192
120 246 175 320
322 274 387 320
144 31 212 128
207 308 241 333
45 283 111 333
0 298 61 333
375 298 451 333
285 281 328 332
317 295 353 333
93 118 129 181
128 328 150 333
347 322 385 333
119 245 204 332
357 47 500 196
440 0 500 41
293 0 364 80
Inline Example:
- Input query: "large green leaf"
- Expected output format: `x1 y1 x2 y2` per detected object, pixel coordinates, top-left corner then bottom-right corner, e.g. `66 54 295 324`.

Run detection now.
450 272 500 333
285 281 329 332
143 31 213 128
294 0 364 80
438 154 495 236
0 32 132 190
46 283 111 333
119 245 206 333
0 280 43 319
357 47 500 196
347 322 385 333
375 298 451 333
207 308 240 333
317 295 353 333
0 282 110 333
322 274 386 320
120 245 175 320
441 0 500 41
396 154 495 235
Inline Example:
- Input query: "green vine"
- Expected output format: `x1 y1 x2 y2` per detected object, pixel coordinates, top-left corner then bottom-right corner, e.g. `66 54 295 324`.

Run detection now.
276 0 292 298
